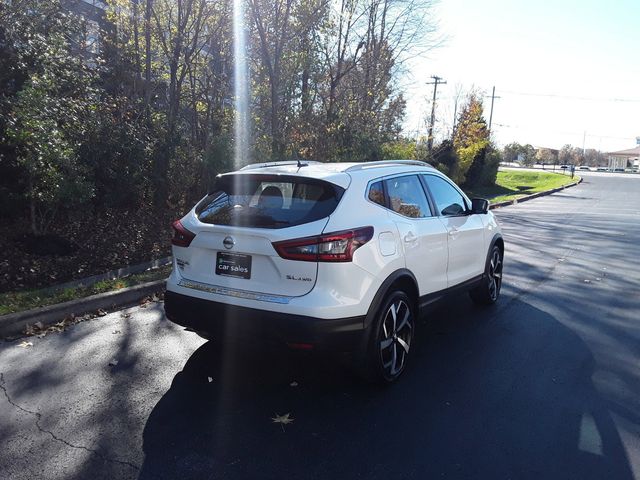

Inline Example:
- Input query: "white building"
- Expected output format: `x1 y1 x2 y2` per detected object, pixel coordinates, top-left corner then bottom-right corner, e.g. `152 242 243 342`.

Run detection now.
607 147 640 170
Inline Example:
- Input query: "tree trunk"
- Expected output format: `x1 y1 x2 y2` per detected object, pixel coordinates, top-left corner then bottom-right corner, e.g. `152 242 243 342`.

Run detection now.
144 0 153 119
132 0 142 96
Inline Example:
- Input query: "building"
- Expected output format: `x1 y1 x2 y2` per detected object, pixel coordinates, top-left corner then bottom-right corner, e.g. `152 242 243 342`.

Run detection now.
607 146 640 170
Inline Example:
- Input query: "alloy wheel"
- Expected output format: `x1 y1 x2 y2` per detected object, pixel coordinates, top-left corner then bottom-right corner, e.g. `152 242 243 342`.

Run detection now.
488 249 503 301
379 299 413 379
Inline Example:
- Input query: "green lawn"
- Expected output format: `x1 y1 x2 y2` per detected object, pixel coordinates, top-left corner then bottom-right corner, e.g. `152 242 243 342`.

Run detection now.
0 265 171 316
466 170 579 204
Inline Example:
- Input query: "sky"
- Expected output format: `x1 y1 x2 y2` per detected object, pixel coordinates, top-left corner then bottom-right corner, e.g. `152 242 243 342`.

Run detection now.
402 0 640 152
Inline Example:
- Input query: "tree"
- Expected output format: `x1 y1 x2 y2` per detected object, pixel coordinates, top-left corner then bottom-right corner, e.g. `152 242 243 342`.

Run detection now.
520 144 536 167
558 144 582 165
2 0 97 234
452 92 491 186
381 138 416 160
583 148 607 167
502 142 535 166
502 142 520 163
427 139 457 176
536 148 558 167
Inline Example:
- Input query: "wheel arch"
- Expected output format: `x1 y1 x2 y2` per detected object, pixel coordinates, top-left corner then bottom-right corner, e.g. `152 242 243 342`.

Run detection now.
484 233 504 276
354 268 419 372
363 269 419 331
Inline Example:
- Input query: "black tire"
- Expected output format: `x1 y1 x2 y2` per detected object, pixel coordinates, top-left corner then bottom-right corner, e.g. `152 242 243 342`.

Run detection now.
360 290 416 384
470 245 503 305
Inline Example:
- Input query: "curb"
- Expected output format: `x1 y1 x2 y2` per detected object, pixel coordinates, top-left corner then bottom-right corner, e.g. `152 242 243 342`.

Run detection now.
489 176 583 210
0 279 165 338
34 256 172 294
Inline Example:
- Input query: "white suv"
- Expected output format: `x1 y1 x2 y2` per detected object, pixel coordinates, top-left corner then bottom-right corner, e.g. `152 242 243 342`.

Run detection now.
164 160 503 382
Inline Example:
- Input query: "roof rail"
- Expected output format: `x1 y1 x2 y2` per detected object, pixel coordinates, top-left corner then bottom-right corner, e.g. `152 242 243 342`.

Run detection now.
239 160 322 171
344 160 432 172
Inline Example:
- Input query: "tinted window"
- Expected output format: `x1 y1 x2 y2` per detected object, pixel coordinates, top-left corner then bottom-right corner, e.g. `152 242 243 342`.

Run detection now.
422 175 467 216
384 175 432 218
368 181 386 206
196 174 344 228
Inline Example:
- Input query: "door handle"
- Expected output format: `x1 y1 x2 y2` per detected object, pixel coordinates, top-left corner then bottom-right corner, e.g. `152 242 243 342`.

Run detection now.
404 232 417 243
448 228 458 236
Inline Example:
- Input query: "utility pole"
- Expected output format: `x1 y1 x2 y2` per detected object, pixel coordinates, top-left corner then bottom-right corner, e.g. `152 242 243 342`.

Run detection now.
487 86 501 136
426 76 446 152
452 96 458 138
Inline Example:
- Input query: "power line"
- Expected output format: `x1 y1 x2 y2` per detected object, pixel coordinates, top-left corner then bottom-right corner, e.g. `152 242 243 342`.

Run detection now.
500 90 640 103
493 123 636 141
426 75 446 152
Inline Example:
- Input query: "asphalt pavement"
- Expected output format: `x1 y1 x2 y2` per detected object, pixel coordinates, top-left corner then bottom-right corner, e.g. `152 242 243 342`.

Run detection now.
1 173 639 480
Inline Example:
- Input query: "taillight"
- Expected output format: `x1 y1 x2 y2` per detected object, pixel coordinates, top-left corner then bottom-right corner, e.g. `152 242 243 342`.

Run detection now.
171 220 196 247
273 227 374 262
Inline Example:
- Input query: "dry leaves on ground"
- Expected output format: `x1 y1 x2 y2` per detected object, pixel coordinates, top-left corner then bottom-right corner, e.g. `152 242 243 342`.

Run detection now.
272 413 294 429
23 312 97 337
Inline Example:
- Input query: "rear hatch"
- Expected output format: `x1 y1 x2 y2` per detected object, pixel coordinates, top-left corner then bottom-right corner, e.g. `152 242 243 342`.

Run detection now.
174 173 346 297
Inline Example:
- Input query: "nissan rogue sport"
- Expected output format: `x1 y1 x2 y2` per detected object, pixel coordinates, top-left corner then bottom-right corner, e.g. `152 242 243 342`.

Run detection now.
164 160 503 382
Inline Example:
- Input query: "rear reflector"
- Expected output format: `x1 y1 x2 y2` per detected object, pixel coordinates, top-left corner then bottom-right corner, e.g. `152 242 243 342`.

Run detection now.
171 220 196 247
273 226 374 262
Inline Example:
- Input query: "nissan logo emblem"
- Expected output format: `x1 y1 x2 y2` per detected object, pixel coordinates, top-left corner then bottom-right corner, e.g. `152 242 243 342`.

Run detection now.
223 236 235 249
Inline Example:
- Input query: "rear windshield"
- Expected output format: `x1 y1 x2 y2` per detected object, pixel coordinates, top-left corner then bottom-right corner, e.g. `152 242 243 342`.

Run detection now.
195 174 345 228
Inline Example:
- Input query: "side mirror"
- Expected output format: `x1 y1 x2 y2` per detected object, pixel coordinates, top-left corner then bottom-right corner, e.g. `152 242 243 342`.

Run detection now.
471 198 489 214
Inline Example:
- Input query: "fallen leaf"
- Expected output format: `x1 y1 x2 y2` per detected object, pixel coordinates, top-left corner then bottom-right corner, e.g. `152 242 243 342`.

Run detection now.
207 377 213 383
289 381 299 387
272 413 294 426
97 309 107 317
108 359 119 367
34 321 44 330
18 341 33 348
112 330 121 334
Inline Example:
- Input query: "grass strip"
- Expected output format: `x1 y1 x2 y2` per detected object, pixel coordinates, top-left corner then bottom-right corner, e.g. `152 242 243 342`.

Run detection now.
0 265 171 316
466 170 580 204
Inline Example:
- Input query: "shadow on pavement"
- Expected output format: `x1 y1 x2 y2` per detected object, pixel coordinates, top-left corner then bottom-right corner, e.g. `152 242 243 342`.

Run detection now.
138 298 633 480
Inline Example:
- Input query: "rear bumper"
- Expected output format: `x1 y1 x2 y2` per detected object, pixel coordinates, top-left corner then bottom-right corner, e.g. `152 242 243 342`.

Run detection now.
164 290 366 351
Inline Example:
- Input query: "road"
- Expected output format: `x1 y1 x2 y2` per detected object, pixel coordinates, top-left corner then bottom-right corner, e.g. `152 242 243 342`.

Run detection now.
1 174 639 480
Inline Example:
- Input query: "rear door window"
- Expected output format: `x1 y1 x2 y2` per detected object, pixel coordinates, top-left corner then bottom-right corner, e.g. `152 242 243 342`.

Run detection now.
383 175 432 218
195 174 344 228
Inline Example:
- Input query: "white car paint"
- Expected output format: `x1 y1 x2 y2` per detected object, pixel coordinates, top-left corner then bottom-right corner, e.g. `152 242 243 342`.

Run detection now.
166 160 502 321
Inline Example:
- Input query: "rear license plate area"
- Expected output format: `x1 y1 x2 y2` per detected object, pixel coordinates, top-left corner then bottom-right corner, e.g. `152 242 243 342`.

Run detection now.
215 252 252 279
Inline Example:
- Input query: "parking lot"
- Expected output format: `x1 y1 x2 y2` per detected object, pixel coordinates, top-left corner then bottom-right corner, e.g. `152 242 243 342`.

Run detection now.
1 173 639 480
